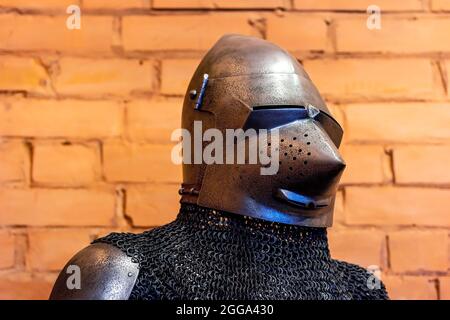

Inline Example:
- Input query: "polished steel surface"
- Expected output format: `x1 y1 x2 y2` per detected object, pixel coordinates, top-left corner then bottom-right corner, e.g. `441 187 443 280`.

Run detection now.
49 243 138 300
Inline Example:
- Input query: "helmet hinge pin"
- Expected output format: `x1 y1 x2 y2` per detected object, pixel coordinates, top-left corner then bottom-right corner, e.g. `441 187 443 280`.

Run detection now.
194 73 209 110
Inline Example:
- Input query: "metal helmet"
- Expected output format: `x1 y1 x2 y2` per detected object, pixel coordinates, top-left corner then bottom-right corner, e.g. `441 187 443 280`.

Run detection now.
178 34 345 227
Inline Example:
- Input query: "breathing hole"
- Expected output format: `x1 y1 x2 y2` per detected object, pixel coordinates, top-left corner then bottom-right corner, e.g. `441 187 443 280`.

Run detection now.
289 167 293 171
307 152 311 156
298 149 302 153
304 134 308 137
284 152 288 156
289 144 292 147
307 142 311 145
304 160 308 165
293 157 297 160
293 137 297 140
281 139 284 142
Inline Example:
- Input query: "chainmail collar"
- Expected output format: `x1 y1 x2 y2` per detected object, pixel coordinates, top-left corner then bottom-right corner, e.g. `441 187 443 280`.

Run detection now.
177 203 331 257
95 203 389 299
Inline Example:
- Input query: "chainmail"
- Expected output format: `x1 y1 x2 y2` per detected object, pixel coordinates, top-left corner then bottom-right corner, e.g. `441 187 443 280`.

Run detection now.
94 203 388 300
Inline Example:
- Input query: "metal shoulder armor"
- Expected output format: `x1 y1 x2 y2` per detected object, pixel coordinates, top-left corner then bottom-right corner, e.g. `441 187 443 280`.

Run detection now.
49 243 139 300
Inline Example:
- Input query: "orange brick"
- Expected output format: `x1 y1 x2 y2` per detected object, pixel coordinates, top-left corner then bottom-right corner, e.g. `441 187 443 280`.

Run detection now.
161 59 200 95
266 15 329 52
294 0 424 11
54 58 157 96
153 0 285 8
33 143 100 186
93 227 136 240
384 276 437 300
440 277 450 299
393 146 450 184
389 230 448 272
127 98 183 143
432 0 450 10
445 61 450 97
0 140 29 183
345 103 450 143
0 231 15 269
103 143 182 183
0 273 55 299
0 0 78 11
303 59 442 100
336 17 450 53
340 145 391 184
126 184 180 227
346 187 450 227
0 98 123 138
0 14 114 53
327 104 345 128
122 15 255 51
82 0 150 10
328 229 385 268
27 229 91 271
333 191 344 225
0 56 51 94
0 188 115 226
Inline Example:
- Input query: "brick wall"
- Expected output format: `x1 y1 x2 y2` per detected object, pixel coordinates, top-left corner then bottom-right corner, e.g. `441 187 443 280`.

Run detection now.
0 0 449 300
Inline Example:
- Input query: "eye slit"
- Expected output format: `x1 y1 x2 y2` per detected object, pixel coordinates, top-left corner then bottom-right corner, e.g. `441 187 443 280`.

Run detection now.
307 142 311 145
293 137 297 140
304 134 308 137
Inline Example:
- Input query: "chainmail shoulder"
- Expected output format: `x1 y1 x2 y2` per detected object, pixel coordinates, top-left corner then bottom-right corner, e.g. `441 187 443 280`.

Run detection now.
94 204 388 300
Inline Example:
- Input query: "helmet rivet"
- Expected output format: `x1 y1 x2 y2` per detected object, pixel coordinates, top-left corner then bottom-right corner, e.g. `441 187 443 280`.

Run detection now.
189 90 197 100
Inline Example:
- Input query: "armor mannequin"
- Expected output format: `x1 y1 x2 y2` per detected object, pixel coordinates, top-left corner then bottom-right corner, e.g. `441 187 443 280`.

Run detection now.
50 35 388 300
